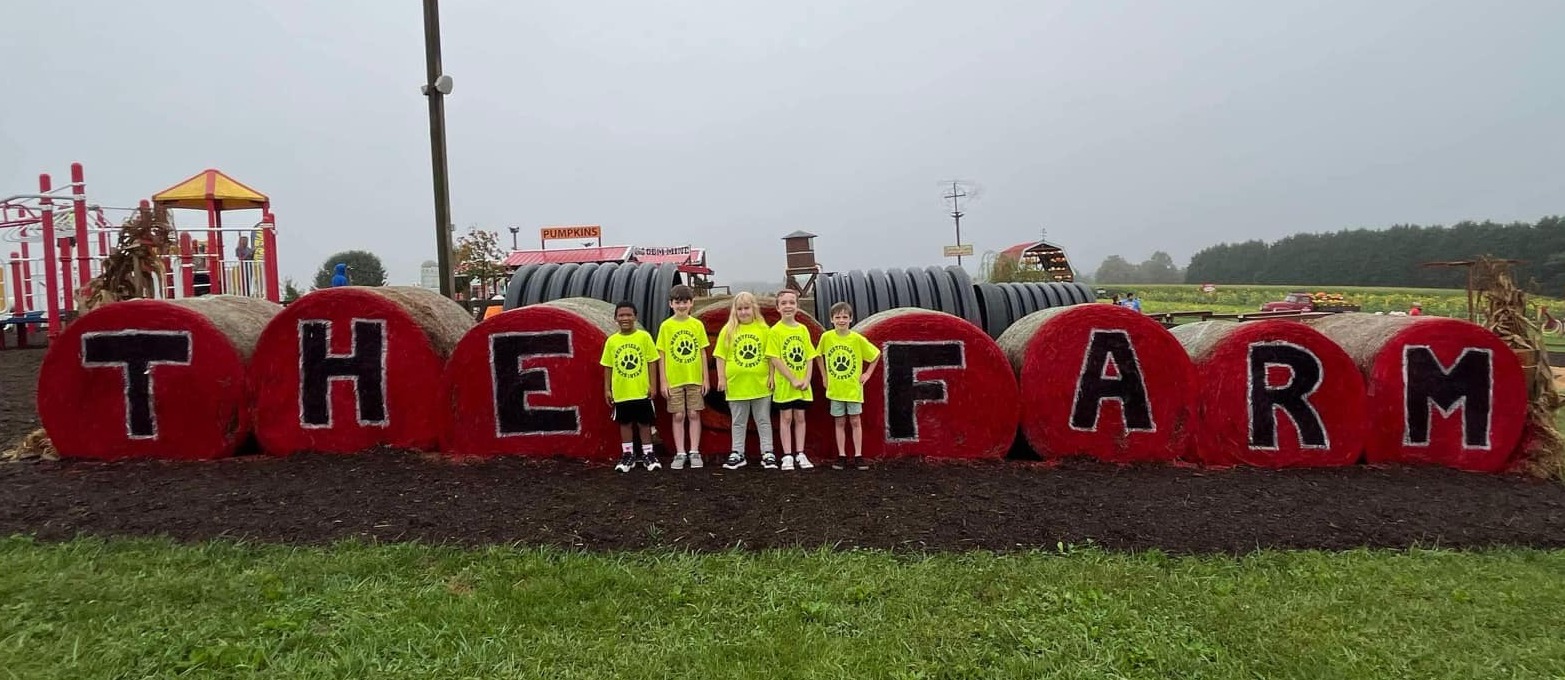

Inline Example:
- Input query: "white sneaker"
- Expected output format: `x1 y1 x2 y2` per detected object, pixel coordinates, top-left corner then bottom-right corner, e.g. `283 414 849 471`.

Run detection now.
671 452 687 470
688 452 703 468
781 455 795 471
795 452 814 469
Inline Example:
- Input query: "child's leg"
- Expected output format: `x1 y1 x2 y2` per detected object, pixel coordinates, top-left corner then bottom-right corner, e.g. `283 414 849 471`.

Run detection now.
620 423 634 445
849 414 863 457
729 399 751 455
777 409 795 455
671 410 688 454
793 408 807 453
754 397 774 454
687 403 702 452
834 410 847 458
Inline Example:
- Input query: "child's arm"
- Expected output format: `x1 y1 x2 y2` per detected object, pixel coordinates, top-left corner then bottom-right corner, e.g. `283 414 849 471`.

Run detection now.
715 357 727 391
603 366 614 404
648 357 661 397
659 350 672 399
861 356 880 383
699 348 709 394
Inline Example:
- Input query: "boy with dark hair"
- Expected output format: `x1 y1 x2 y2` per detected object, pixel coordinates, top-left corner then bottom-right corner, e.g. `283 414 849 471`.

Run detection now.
656 284 710 469
815 301 880 470
601 300 661 472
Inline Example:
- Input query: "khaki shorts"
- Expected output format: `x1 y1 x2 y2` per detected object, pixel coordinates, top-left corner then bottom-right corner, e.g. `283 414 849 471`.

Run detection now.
666 384 706 413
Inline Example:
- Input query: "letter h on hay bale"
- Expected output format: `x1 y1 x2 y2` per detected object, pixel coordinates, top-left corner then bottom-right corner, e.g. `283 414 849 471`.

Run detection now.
248 286 475 455
854 308 1019 460
442 298 623 459
38 296 282 461
997 303 1196 462
1172 319 1368 468
1307 313 1526 473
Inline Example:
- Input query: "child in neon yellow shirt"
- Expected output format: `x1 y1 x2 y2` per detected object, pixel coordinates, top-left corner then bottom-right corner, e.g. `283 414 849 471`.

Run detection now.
713 292 774 469
766 289 819 471
656 284 710 470
600 301 661 472
814 301 880 470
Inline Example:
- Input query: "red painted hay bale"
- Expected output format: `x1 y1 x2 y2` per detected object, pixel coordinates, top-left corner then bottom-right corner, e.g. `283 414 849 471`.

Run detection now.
855 308 1018 459
1307 313 1526 472
1172 319 1368 468
669 297 831 457
249 286 475 455
997 303 1195 463
442 297 621 459
38 296 281 461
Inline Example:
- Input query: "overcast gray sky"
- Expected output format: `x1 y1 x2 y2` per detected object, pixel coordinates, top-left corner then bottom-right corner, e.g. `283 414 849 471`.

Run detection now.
3 0 1561 287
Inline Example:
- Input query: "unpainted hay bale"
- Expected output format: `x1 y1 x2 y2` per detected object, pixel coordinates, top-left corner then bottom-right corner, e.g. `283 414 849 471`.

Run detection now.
996 302 1195 463
442 298 623 459
1307 313 1526 472
249 286 476 456
853 308 1018 460
1172 319 1368 468
38 296 282 461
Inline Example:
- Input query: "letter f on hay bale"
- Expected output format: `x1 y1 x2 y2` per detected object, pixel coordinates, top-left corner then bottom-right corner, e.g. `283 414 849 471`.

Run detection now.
248 286 475 455
997 303 1195 463
442 298 622 459
38 296 281 461
855 308 1018 460
1172 320 1368 468
1308 313 1526 472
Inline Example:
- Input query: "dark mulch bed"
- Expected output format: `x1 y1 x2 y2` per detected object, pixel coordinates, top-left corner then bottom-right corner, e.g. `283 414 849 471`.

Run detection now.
5 347 1564 554
0 348 42 452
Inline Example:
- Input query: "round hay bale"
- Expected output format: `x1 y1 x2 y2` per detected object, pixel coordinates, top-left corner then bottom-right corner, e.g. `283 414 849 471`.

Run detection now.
1172 320 1368 468
854 308 1018 460
997 303 1195 463
249 285 475 456
38 295 282 461
1307 313 1526 472
442 297 620 459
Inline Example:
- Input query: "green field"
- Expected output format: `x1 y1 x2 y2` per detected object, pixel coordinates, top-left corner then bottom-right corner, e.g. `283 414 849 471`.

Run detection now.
1099 283 1565 319
3 537 1564 678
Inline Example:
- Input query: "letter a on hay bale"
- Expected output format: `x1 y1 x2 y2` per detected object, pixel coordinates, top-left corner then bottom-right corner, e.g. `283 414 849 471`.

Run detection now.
249 286 475 455
1171 320 1368 468
1307 313 1526 472
997 303 1195 463
38 296 281 461
854 308 1018 460
442 298 622 459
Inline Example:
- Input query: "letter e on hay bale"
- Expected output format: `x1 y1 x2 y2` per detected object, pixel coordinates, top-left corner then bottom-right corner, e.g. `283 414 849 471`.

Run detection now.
38 296 281 461
442 298 621 459
854 308 1018 460
249 286 475 455
997 303 1195 463
1172 320 1368 468
1307 313 1526 472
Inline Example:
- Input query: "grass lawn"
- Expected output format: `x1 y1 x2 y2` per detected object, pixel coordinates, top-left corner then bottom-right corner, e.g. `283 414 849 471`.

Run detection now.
3 537 1564 678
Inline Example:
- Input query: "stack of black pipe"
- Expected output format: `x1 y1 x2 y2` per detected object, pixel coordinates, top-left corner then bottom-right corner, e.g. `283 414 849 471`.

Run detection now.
814 269 1095 338
503 262 682 332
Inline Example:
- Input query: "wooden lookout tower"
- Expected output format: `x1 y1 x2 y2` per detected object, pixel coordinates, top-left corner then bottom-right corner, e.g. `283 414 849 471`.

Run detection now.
782 230 821 295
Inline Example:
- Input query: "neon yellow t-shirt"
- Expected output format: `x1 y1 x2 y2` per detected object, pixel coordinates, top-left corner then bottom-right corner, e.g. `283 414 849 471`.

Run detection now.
656 315 709 388
599 329 659 403
816 329 880 403
766 320 818 402
713 320 771 401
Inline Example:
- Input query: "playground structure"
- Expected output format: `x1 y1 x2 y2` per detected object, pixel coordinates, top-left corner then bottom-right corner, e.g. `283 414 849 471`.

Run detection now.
1 164 281 347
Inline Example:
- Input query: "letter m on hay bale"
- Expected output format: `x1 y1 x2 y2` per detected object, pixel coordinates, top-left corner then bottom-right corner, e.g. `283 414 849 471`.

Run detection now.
1309 314 1526 472
249 286 474 455
997 303 1196 462
855 308 1018 460
38 296 281 461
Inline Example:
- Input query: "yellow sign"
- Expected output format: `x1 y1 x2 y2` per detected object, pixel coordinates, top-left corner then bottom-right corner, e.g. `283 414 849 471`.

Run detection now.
943 244 974 257
540 225 602 241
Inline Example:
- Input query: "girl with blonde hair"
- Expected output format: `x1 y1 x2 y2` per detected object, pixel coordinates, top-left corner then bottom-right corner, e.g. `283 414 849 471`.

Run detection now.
713 292 777 469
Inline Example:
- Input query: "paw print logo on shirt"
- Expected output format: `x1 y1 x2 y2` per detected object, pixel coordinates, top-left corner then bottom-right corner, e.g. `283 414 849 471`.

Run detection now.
781 335 808 369
785 344 806 366
734 335 764 367
674 336 699 362
827 347 857 380
614 345 645 378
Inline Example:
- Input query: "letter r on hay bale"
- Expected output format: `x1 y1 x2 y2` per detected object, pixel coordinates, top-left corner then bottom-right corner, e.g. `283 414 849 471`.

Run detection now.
854 308 1018 460
997 303 1196 463
1172 319 1368 468
1307 313 1526 472
38 296 281 461
442 298 622 459
249 286 475 455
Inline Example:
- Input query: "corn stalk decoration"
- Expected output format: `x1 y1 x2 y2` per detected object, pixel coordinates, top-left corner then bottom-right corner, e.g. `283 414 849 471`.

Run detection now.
1473 256 1565 479
76 204 176 312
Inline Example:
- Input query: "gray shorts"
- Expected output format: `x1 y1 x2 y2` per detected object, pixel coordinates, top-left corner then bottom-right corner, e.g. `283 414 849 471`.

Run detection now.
829 400 863 417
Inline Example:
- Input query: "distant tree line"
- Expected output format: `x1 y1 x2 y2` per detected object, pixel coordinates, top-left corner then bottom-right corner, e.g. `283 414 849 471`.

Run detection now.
1090 251 1184 285
1182 216 1565 291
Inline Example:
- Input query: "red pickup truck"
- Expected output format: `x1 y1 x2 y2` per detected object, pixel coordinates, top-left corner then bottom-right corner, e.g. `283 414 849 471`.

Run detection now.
1259 292 1360 313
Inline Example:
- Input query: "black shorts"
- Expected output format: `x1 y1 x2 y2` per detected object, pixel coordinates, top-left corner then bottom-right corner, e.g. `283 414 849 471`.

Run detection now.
613 398 655 425
773 399 810 412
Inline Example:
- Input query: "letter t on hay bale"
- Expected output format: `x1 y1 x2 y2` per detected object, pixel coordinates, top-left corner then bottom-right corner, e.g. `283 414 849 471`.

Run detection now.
854 308 1018 460
38 296 281 461
1172 320 1368 468
997 303 1195 463
249 286 475 455
1308 313 1526 472
442 298 622 459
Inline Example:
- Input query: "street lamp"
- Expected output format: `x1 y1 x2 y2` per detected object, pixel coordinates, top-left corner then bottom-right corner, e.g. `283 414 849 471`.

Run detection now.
422 0 456 298
508 225 520 250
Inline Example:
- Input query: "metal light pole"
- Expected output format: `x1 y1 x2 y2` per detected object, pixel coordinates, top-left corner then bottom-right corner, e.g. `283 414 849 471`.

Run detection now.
944 181 968 267
422 0 456 298
508 225 520 250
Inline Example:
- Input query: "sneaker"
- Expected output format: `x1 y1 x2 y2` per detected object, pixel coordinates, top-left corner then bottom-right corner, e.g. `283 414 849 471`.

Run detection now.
833 456 846 470
780 455 795 471
795 452 814 469
855 456 869 470
722 452 746 470
761 452 778 470
615 451 635 473
671 452 688 470
642 452 661 471
689 452 704 469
